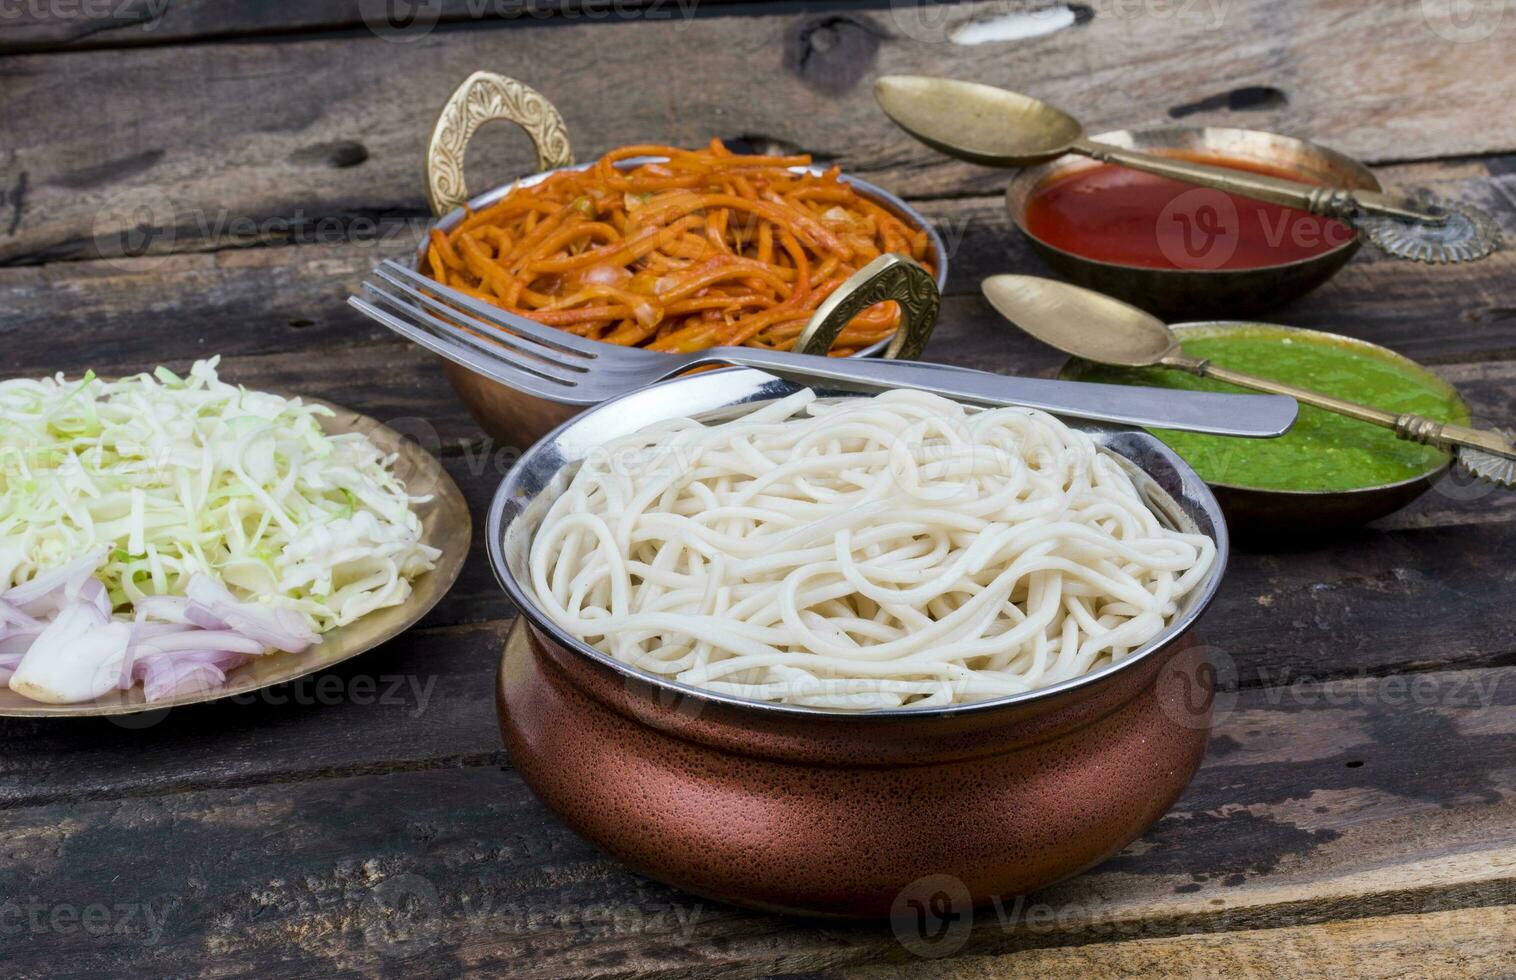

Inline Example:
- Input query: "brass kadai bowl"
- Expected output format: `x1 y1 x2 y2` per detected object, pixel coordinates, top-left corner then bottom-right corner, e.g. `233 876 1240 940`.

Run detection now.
416 73 948 451
1007 126 1379 318
488 368 1230 918
1060 323 1472 534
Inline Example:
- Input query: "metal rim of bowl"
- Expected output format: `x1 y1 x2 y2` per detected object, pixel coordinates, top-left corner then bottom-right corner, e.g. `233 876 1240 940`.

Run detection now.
413 157 949 367
486 367 1230 722
1006 125 1380 278
1060 321 1469 500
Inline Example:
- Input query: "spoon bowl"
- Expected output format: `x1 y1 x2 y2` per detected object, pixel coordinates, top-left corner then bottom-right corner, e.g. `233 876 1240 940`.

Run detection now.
982 274 1181 366
874 75 1084 167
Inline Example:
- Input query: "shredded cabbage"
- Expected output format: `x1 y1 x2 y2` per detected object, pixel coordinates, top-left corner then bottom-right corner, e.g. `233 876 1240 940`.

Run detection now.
0 357 440 634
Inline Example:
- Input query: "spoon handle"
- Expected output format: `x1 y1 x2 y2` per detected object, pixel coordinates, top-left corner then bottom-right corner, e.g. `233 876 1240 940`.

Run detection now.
1074 138 1441 225
1164 355 1516 460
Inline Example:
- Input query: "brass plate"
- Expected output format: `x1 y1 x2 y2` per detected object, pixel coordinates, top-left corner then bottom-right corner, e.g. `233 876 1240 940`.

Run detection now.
0 402 471 718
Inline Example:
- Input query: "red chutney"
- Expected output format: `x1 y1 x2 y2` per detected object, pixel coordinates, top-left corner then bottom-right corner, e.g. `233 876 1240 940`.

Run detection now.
1024 154 1357 270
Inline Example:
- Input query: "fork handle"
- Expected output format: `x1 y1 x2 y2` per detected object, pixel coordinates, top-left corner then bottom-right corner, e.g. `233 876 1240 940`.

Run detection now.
690 348 1297 438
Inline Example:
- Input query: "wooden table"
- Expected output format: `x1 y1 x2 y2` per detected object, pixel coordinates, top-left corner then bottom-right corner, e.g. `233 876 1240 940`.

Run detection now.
2 2 1514 976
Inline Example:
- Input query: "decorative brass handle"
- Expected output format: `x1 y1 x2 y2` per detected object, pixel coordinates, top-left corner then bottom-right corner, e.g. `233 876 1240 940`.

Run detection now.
425 71 574 217
794 254 941 361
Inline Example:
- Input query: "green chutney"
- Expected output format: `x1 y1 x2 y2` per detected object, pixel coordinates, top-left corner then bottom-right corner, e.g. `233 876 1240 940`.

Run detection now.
1066 325 1468 492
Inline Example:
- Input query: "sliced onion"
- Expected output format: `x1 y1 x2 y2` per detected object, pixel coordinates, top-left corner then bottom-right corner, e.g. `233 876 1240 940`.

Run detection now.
0 599 40 630
2 569 319 704
0 632 40 654
185 575 318 653
133 595 193 624
185 606 227 631
8 601 130 704
79 576 111 618
3 549 107 617
128 622 196 640
138 630 266 657
119 621 195 691
139 659 228 703
0 650 23 685
582 262 630 286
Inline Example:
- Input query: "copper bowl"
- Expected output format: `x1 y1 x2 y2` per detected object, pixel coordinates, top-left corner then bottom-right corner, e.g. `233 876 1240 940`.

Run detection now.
417 165 948 452
1007 126 1378 318
487 369 1231 917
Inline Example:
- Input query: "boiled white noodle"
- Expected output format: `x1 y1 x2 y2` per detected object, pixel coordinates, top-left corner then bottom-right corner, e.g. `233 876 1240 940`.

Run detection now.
529 389 1216 710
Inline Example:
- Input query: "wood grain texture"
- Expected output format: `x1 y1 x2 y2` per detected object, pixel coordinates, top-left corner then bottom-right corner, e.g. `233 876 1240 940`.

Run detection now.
0 664 1511 977
0 150 1512 353
0 0 752 55
2 0 1514 264
836 905 1516 979
3 3 1514 975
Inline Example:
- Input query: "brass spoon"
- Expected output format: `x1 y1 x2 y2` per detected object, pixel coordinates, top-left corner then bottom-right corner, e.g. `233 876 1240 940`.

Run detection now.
875 75 1442 225
980 274 1516 487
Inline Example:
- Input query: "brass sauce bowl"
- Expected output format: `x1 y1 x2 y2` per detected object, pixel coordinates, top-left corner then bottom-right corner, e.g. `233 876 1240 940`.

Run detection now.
1007 127 1379 318
489 368 1229 917
1061 323 1471 534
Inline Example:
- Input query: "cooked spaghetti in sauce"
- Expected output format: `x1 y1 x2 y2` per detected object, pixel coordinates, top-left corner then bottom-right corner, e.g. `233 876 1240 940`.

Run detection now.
425 140 935 355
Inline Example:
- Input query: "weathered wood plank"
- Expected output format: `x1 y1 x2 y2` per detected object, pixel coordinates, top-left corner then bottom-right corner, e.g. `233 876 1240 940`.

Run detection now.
0 0 747 55
834 905 1516 979
2 179 1514 368
0 664 1511 977
0 621 509 808
3 0 1514 264
2 151 1511 360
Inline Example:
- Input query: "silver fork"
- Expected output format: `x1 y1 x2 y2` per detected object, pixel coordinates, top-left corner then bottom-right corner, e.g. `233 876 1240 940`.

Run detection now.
349 258 1296 437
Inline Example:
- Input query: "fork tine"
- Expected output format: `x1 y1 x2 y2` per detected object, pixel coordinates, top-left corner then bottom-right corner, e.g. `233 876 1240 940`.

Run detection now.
360 280 585 383
372 265 595 372
347 296 599 404
361 282 592 387
378 260 614 359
